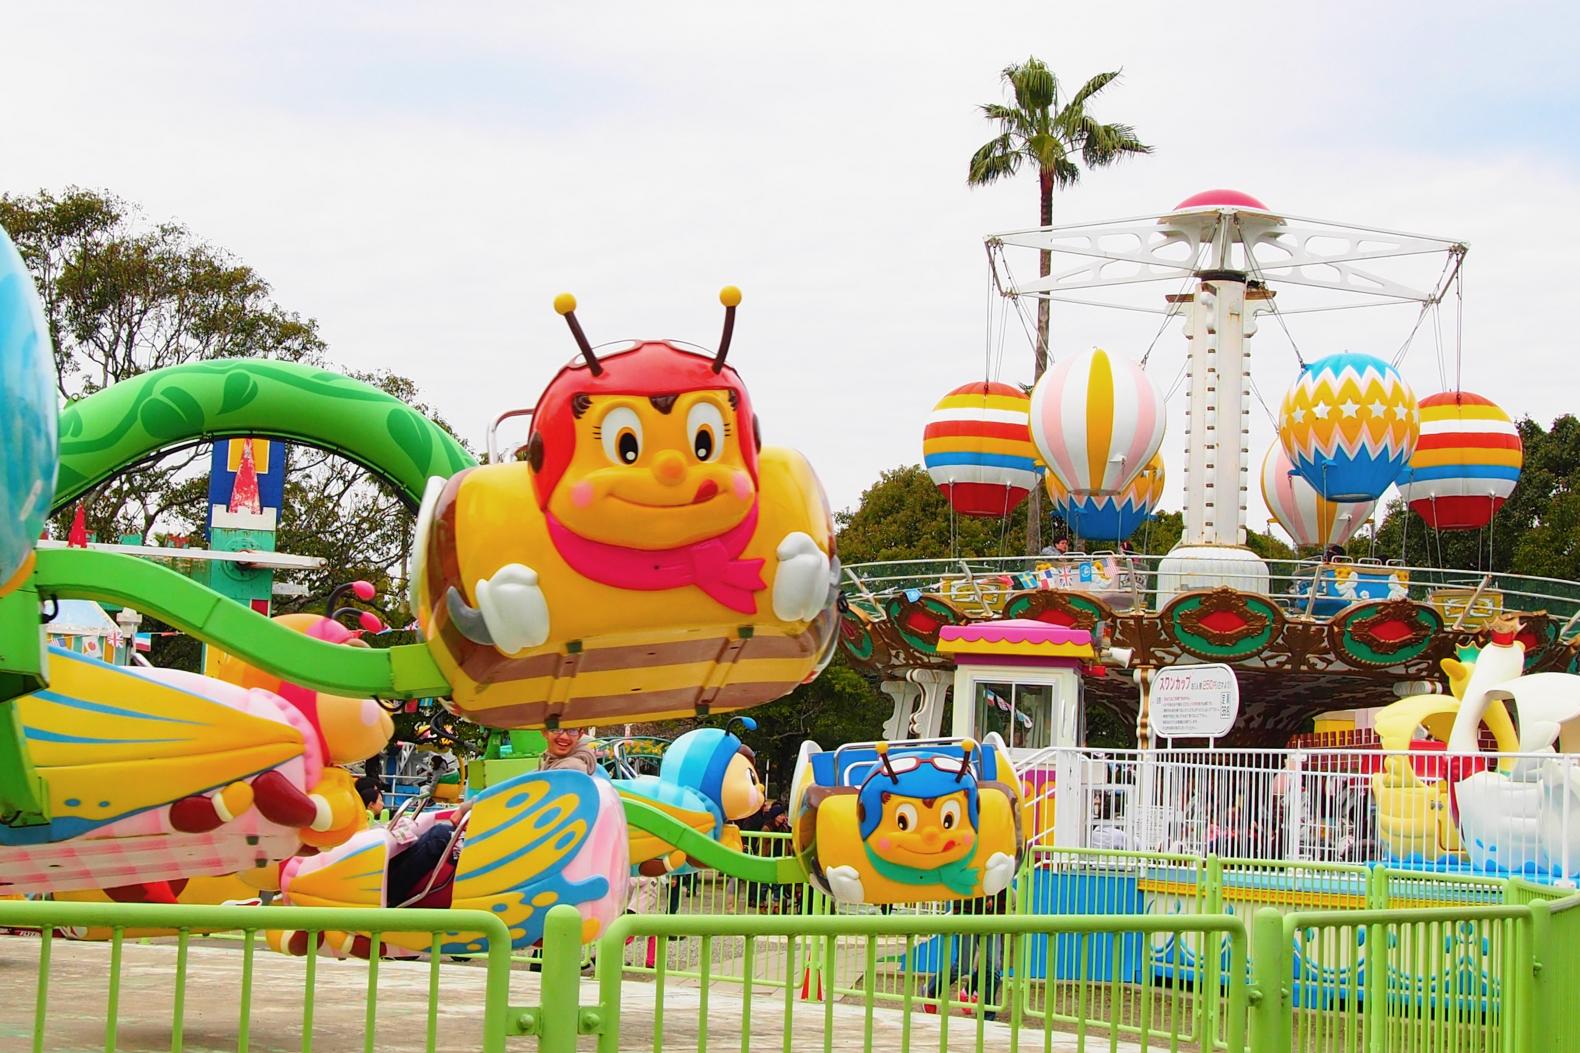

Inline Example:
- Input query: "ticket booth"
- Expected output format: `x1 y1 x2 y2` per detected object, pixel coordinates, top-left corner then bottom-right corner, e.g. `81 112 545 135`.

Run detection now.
936 619 1095 846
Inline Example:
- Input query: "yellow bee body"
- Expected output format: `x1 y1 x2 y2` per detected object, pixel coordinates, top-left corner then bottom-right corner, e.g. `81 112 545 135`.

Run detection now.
412 293 839 729
790 736 1024 906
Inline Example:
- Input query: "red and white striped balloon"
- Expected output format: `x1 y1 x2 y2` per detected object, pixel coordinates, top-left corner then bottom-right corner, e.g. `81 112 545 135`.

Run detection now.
1029 348 1166 497
1396 391 1522 530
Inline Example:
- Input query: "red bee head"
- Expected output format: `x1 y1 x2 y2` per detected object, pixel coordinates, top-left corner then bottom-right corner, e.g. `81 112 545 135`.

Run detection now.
523 289 764 549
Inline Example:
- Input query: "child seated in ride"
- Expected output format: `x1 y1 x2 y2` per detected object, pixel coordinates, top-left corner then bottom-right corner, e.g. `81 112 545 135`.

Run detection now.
540 727 600 774
386 798 474 907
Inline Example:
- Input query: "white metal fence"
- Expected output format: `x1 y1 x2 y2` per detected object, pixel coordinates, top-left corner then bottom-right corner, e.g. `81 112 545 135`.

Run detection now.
1018 745 1580 884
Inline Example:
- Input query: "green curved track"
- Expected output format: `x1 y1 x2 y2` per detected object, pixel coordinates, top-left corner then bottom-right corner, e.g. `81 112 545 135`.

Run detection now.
32 548 449 698
54 360 476 512
621 797 807 885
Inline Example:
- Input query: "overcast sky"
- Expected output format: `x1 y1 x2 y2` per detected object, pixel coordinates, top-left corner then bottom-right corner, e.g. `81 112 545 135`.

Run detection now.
6 2 1577 547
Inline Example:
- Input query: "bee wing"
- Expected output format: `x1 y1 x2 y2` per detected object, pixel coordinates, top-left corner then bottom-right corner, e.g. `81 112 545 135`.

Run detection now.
450 770 601 903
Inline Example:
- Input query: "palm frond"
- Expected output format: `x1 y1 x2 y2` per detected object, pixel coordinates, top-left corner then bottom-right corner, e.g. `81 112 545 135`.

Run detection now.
979 103 1034 139
1050 156 1082 189
1067 70 1122 112
1080 119 1154 167
968 135 1021 187
1004 57 1057 114
1026 131 1069 172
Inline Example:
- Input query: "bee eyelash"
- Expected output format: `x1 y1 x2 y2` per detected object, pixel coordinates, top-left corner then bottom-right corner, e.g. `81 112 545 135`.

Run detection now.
591 427 602 438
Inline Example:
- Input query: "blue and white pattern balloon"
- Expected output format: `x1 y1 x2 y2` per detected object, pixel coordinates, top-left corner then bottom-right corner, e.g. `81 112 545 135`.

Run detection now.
0 224 57 594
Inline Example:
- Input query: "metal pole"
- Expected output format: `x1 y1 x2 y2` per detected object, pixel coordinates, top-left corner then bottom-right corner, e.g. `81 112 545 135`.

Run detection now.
1248 909 1291 1053
536 905 587 1053
1450 573 1494 631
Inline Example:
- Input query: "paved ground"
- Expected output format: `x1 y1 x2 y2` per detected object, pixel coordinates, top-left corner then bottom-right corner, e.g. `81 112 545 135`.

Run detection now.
0 935 1155 1052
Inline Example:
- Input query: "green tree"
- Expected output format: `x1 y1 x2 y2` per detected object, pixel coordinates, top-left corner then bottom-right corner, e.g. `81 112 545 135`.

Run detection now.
836 464 1034 564
735 657 885 798
969 59 1152 553
3 188 464 670
0 188 324 401
1371 415 1580 579
2 188 329 546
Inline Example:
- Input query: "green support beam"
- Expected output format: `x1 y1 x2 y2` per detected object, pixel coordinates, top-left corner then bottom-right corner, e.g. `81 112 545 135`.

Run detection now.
32 548 450 699
54 359 475 514
620 796 807 885
0 584 50 826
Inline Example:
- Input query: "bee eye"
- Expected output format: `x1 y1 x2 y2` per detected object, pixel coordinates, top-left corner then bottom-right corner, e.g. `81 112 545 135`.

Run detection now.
687 401 726 463
940 801 961 830
599 407 643 466
894 802 917 832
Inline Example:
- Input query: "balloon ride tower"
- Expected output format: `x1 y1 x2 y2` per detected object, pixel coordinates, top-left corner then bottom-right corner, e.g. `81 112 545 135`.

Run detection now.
996 189 1457 589
835 190 1537 749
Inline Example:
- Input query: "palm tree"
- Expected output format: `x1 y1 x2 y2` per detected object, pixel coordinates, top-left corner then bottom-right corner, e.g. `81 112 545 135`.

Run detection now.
970 58 1152 552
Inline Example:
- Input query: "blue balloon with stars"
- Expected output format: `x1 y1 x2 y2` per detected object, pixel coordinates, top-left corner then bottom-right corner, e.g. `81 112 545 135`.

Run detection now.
1277 352 1419 502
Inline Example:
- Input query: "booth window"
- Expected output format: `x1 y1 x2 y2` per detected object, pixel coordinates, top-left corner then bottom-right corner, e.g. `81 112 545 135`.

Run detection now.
974 681 1053 751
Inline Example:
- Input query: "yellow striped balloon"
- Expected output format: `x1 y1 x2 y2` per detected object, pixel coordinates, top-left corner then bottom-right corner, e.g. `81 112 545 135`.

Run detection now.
1260 442 1374 548
1029 348 1166 497
1396 391 1521 530
922 381 1039 517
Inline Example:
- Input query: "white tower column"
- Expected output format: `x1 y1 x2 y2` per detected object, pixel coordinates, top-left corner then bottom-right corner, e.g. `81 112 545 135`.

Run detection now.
1180 274 1251 546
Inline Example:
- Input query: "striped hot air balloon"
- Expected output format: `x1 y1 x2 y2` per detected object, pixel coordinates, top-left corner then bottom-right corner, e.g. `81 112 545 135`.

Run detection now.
922 381 1039 517
1029 348 1166 497
1260 442 1374 549
1046 452 1164 542
1277 352 1419 502
1395 391 1522 530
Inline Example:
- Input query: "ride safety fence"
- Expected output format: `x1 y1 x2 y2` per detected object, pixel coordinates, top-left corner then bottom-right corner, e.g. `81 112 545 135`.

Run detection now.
6 843 1580 1052
841 553 1580 628
1017 744 1580 883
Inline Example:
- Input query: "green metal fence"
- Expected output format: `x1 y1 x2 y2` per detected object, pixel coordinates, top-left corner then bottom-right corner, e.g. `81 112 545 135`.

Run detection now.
579 908 1249 1053
1530 896 1580 1053
7 865 1580 1052
0 899 525 1053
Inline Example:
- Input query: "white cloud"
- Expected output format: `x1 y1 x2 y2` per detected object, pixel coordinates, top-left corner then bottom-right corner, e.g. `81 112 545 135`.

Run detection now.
5 0 1576 547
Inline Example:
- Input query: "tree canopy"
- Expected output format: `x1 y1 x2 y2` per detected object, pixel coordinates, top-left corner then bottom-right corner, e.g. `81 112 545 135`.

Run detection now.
1369 415 1580 579
1 187 464 669
968 57 1151 554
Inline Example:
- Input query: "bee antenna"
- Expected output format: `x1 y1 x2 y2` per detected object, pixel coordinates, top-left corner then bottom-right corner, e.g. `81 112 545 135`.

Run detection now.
957 739 977 783
553 293 603 376
875 741 900 785
712 286 741 373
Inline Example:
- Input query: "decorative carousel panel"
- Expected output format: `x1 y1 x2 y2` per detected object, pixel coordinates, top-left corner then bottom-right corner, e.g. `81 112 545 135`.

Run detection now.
836 602 891 674
1328 599 1443 669
1161 588 1284 662
881 593 967 656
1000 589 1113 632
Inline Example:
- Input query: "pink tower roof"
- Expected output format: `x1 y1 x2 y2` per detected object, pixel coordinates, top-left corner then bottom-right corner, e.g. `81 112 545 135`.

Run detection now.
1173 189 1269 211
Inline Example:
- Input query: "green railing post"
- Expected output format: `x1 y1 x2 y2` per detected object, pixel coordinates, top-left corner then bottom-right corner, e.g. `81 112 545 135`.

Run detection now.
1248 909 1290 1053
1223 926 1249 1053
1364 871 1388 1053
1202 854 1224 1047
537 905 586 1053
1524 900 1549 1053
1365 863 1389 910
